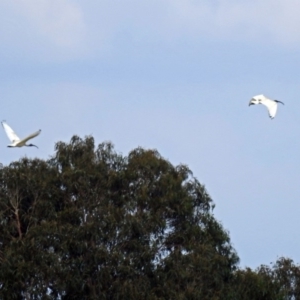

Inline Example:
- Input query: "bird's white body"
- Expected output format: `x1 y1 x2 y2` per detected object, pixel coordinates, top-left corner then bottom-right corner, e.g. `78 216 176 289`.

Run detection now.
1 121 41 148
249 94 284 119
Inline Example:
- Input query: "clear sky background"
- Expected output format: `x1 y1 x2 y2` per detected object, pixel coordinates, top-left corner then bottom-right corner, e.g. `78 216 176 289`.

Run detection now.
0 0 300 269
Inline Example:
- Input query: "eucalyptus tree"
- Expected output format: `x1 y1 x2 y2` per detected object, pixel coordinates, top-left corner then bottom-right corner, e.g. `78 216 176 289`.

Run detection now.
0 136 239 299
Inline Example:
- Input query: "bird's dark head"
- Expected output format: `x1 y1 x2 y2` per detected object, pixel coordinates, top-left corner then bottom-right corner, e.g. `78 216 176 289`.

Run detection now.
249 95 264 106
27 144 38 148
249 94 265 106
249 98 258 106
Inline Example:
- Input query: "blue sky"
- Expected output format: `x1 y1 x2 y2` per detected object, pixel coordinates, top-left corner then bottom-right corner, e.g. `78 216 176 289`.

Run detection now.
1 0 300 269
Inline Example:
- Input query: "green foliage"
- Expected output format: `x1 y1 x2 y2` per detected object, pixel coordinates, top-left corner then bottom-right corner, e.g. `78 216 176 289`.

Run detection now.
5 135 297 299
0 136 299 299
229 258 300 300
230 267 283 300
269 257 300 299
0 136 237 299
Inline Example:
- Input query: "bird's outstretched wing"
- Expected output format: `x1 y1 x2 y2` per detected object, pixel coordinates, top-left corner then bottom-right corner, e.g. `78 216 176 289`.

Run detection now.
1 121 20 142
19 130 41 144
261 99 278 119
267 104 278 119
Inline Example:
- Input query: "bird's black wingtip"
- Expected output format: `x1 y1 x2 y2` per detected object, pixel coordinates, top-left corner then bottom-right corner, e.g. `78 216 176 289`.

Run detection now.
275 100 284 105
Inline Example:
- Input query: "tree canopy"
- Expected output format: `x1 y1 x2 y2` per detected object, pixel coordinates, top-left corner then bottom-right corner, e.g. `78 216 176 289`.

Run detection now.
0 136 299 299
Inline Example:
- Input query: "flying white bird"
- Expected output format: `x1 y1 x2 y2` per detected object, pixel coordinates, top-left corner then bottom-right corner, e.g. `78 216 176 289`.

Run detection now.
249 94 284 119
1 121 41 148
